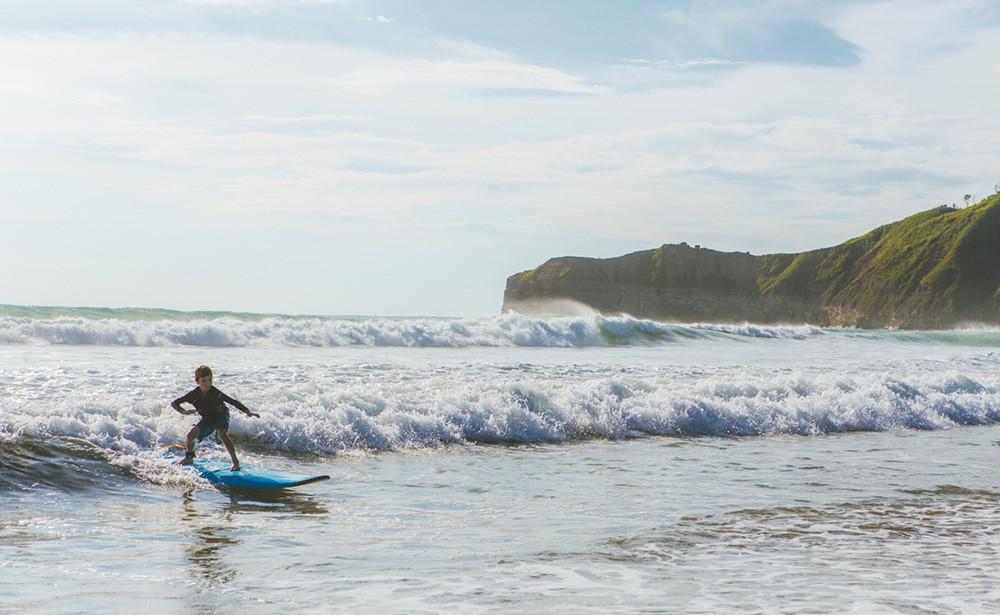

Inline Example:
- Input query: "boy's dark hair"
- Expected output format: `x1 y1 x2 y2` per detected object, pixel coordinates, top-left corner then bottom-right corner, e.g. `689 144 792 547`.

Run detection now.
195 365 213 380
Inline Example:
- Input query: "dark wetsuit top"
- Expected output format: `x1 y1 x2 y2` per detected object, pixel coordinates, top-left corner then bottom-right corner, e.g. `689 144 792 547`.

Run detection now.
171 386 250 424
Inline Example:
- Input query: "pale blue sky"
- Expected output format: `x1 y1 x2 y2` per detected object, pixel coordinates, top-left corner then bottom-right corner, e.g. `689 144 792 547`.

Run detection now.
2 0 999 315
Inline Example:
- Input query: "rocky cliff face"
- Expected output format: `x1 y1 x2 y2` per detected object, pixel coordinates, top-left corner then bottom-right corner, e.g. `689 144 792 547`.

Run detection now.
503 194 1000 328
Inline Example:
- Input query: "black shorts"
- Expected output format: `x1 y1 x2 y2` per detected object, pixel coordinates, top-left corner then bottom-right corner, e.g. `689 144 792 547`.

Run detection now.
196 411 231 442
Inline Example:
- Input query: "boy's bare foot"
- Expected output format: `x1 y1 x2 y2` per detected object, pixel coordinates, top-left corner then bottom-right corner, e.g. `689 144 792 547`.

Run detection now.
180 451 195 465
230 464 240 472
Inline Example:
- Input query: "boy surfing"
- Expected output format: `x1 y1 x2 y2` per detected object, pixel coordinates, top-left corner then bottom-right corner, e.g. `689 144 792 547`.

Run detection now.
171 365 259 471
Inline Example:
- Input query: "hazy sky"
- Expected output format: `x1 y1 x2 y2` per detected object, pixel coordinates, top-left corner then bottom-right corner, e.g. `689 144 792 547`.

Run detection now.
2 0 999 316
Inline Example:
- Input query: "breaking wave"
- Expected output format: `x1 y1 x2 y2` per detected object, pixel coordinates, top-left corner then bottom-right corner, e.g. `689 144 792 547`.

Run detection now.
0 310 828 348
3 304 998 348
3 370 998 470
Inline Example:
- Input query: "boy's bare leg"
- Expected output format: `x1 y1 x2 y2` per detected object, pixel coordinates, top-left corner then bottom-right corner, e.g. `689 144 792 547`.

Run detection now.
218 429 240 471
182 426 198 464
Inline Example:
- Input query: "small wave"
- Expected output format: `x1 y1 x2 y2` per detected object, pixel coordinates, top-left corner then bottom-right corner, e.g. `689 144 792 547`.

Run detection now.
882 328 1000 347
595 317 822 342
690 322 824 339
0 437 143 492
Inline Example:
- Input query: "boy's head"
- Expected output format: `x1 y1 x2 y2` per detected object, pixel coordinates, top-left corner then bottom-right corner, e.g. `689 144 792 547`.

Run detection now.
194 365 213 389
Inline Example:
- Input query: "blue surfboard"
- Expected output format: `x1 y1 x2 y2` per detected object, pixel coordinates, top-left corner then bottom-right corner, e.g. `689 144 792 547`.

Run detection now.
166 448 330 490
184 458 330 490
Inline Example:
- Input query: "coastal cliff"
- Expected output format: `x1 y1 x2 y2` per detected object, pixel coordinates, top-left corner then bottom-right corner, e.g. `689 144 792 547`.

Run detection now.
502 194 1000 328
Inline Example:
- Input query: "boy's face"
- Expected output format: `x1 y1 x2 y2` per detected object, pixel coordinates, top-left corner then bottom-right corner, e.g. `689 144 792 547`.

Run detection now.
196 374 213 391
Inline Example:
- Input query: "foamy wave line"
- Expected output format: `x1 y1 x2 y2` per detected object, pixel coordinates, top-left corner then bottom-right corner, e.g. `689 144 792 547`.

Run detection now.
0 314 824 348
3 372 998 459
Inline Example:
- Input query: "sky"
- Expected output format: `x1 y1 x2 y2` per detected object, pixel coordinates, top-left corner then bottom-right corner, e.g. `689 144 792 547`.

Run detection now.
1 0 999 316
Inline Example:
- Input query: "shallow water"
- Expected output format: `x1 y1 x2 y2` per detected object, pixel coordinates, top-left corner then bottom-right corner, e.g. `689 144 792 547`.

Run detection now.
5 430 1000 613
2 314 1000 612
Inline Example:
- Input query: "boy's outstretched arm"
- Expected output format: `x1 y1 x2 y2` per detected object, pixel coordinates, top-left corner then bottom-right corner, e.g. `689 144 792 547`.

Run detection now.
171 394 196 415
221 391 260 418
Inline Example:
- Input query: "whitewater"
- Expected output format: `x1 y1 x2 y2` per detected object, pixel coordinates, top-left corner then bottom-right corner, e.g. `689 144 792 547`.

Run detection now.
3 307 1000 613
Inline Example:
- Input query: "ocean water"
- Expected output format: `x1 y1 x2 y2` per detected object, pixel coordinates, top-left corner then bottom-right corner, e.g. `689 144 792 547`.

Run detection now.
2 307 1000 613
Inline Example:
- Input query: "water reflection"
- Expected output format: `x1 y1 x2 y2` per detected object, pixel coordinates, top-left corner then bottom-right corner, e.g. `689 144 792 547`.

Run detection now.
182 490 239 586
222 488 329 516
180 487 329 594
